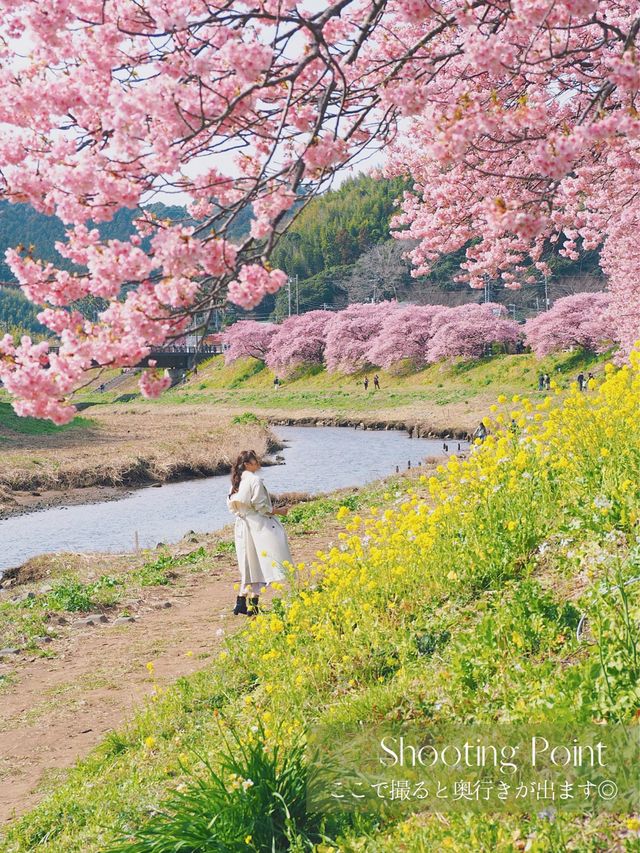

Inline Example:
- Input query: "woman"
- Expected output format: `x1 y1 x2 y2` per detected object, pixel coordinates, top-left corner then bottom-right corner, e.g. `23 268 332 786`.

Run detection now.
227 450 292 616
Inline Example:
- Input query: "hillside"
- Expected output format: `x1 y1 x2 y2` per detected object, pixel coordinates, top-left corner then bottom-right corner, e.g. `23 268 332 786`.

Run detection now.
268 175 604 318
0 288 45 336
1 176 605 333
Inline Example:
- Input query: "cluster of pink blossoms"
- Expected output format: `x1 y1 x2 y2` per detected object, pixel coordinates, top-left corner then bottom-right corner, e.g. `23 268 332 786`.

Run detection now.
227 266 288 310
0 0 637 419
523 292 615 358
224 301 520 375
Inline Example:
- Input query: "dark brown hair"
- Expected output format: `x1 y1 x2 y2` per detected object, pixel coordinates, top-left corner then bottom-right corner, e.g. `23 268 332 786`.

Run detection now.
230 449 259 495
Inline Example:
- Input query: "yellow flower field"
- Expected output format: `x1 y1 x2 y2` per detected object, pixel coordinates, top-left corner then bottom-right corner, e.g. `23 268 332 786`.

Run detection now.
4 358 640 852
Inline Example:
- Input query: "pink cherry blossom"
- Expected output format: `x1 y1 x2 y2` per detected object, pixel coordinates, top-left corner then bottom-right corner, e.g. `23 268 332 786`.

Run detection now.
366 304 444 369
139 362 172 399
324 302 398 374
0 0 638 419
425 304 520 363
265 311 333 375
227 266 288 310
223 320 278 363
524 292 615 357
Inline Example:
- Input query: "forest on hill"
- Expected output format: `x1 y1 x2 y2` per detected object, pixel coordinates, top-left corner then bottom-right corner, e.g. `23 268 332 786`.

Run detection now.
266 174 604 319
1 174 604 334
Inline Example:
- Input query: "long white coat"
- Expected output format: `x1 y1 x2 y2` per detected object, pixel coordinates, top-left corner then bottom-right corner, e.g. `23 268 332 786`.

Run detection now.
227 470 292 587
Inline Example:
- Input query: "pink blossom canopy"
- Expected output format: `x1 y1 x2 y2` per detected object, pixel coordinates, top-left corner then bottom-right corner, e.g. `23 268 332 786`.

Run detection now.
0 0 638 420
425 303 521 363
265 311 333 375
366 304 445 369
223 321 277 364
524 292 614 358
324 302 397 374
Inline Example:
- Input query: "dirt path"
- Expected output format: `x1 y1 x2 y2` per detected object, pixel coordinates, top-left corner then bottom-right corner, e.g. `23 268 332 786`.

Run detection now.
0 526 339 825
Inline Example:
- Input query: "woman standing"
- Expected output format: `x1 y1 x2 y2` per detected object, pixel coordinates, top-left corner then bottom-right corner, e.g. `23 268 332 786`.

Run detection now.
227 450 292 616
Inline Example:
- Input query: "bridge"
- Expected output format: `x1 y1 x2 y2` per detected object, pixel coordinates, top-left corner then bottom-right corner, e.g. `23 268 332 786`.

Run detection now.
137 345 221 369
46 344 222 371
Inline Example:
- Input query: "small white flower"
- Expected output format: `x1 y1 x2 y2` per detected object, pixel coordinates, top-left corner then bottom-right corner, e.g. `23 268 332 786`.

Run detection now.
593 495 612 510
242 778 254 792
215 628 225 637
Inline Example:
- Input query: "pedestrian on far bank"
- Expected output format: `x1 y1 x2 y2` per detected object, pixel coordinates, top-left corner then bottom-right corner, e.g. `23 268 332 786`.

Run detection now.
273 376 280 391
373 374 380 391
472 421 488 443
577 372 585 392
544 373 551 390
364 376 369 391
227 450 292 617
588 371 595 388
538 374 544 391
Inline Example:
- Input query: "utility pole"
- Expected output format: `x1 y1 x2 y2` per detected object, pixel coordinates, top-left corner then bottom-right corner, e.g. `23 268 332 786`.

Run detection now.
287 277 292 317
543 273 550 310
295 274 299 314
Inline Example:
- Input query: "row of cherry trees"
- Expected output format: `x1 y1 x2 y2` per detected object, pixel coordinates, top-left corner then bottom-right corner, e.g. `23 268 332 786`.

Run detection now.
225 302 520 375
224 292 615 375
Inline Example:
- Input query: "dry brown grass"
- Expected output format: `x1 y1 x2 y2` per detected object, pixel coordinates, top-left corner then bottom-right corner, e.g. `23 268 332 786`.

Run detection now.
0 405 274 492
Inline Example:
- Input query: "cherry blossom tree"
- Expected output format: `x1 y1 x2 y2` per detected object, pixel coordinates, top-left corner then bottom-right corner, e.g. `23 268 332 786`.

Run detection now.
223 321 277 365
265 310 333 375
386 3 640 359
324 301 396 373
0 0 637 420
524 292 615 358
366 304 444 369
426 303 520 363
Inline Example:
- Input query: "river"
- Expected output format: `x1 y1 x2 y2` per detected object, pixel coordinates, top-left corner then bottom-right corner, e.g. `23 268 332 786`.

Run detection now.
0 426 466 572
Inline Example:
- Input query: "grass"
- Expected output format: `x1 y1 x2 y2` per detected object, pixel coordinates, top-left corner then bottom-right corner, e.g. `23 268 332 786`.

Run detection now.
155 350 606 421
0 544 223 650
284 493 361 533
3 363 639 852
0 350 603 496
0 407 271 492
0 402 93 437
1 350 636 852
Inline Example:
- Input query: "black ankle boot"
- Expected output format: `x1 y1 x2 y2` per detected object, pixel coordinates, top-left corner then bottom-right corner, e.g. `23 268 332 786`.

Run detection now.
233 595 248 615
248 596 260 616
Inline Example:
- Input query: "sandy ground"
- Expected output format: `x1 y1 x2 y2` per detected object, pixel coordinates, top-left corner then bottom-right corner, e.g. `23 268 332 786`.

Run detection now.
0 521 342 825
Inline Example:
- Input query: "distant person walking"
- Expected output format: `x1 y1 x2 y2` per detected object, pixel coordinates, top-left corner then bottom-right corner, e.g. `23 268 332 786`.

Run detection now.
363 376 369 391
544 373 551 390
538 374 545 391
588 371 595 388
472 422 488 443
227 450 292 617
373 374 380 391
273 376 280 391
577 372 585 392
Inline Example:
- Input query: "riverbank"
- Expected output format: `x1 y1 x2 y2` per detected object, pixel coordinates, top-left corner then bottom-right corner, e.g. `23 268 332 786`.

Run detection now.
0 406 277 516
2 361 639 850
0 351 601 513
0 480 386 825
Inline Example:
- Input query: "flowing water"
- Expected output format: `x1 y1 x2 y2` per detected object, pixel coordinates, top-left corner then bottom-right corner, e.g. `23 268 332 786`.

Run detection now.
0 426 467 572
